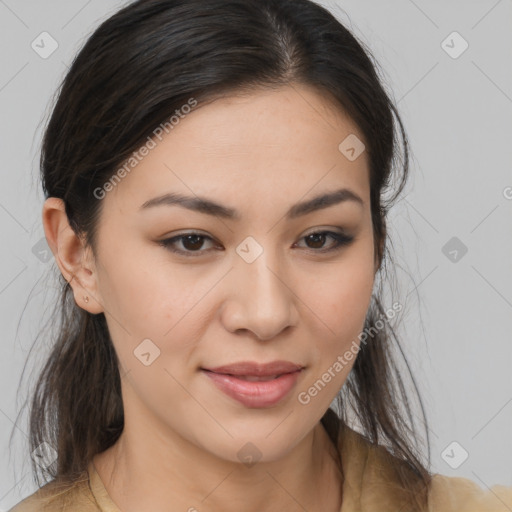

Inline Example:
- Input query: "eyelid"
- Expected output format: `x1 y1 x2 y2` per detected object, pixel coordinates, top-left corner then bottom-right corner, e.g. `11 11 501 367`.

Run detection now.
301 226 347 237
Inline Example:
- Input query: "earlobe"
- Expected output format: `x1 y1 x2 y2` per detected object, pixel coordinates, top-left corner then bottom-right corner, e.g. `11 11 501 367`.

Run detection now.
42 197 104 314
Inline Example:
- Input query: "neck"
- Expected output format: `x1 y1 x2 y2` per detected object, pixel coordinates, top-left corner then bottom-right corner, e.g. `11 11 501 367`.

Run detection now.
94 415 343 512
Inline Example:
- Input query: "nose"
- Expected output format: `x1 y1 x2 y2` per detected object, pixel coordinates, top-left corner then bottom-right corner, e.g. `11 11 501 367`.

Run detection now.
220 249 299 341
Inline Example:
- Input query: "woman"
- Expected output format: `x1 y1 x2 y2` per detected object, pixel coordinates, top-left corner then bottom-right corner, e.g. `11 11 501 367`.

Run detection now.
8 0 512 510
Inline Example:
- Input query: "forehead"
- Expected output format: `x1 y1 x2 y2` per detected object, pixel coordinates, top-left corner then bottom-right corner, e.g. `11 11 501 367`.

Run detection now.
105 84 370 218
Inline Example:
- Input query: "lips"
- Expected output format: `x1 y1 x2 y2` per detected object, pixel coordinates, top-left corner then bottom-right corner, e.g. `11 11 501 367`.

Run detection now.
201 360 304 408
202 360 304 377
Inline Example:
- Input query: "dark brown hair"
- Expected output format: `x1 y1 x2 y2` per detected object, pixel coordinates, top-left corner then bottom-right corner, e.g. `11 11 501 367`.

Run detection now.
13 0 432 507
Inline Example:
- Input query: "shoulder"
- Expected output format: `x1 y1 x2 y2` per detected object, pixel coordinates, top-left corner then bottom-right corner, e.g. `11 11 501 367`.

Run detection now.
336 422 512 511
428 473 512 511
7 470 97 512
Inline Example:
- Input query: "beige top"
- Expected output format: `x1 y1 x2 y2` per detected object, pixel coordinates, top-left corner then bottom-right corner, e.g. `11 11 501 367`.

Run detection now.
9 425 512 511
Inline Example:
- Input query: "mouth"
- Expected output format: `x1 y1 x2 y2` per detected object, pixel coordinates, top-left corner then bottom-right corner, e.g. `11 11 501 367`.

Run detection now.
202 360 304 377
200 362 304 408
210 373 284 381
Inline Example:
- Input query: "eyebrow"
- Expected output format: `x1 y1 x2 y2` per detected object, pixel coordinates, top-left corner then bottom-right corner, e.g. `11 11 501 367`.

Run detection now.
139 187 364 220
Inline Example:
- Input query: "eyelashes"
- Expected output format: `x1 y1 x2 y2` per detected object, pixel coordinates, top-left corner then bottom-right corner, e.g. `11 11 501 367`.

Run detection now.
158 230 355 258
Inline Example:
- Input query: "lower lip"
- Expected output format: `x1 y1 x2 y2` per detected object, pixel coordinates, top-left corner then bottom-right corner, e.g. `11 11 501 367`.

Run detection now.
202 369 302 408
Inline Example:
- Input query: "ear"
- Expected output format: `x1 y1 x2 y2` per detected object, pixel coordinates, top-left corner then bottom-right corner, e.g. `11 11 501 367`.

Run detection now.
42 197 104 314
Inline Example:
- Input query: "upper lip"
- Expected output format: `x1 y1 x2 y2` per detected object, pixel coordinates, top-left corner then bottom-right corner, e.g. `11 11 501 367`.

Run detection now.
202 360 304 377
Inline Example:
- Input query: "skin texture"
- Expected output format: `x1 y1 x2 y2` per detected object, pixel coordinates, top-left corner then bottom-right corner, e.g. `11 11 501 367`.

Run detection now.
43 84 379 512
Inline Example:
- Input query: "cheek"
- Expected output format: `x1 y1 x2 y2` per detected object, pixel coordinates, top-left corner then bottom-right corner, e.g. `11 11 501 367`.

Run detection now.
96 236 205 332
98 259 207 418
97 249 225 388
296 245 375 403
306 253 375 337
294 258 374 412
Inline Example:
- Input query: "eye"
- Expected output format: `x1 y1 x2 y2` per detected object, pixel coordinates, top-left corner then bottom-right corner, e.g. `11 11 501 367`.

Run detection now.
158 229 354 257
294 230 354 253
158 232 219 257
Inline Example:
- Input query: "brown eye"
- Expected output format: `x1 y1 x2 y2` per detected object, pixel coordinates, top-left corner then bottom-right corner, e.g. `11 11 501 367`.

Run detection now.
159 232 218 257
180 234 206 251
296 231 354 253
305 232 328 249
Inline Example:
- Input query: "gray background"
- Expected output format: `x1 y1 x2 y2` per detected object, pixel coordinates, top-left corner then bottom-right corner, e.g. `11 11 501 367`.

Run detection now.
1 0 511 509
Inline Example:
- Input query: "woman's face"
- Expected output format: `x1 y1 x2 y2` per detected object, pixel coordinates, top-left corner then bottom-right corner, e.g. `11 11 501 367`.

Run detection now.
89 84 376 463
